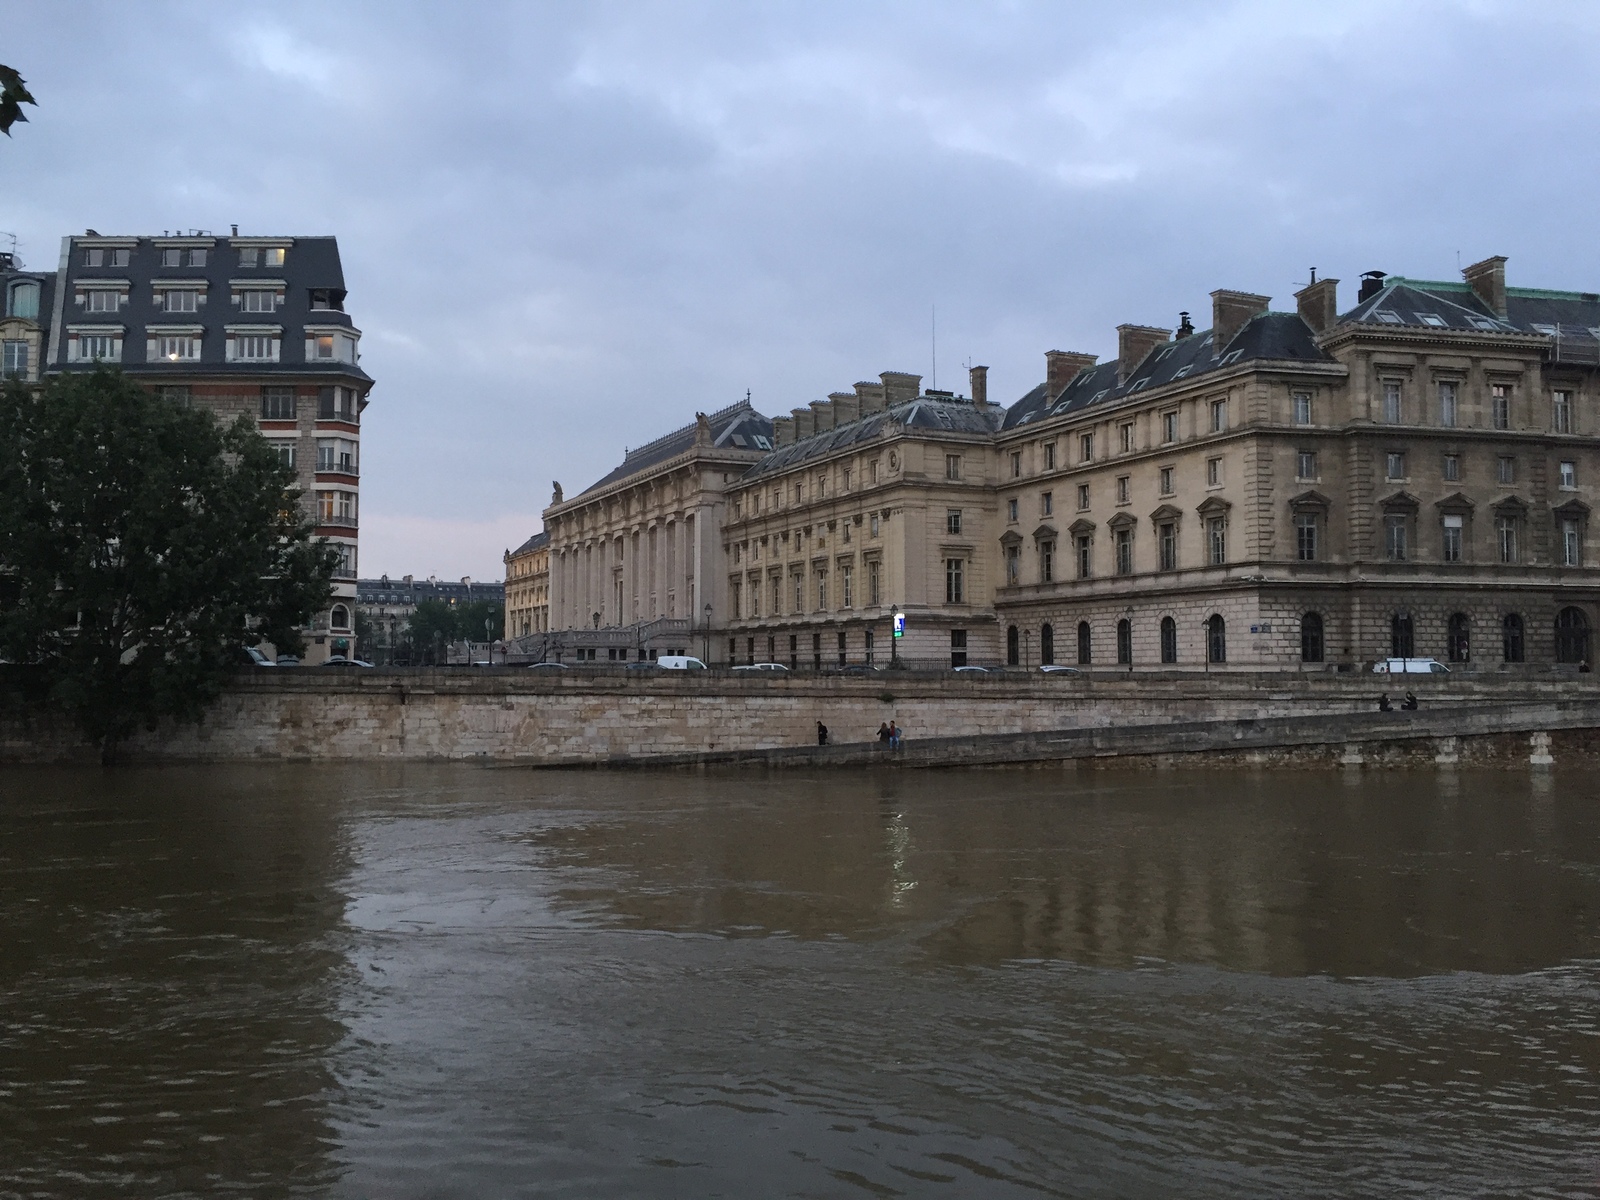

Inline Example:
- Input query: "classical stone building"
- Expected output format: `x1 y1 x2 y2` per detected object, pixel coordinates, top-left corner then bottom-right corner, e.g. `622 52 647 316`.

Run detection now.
537 256 1600 670
503 530 550 640
356 575 504 665
1 250 53 383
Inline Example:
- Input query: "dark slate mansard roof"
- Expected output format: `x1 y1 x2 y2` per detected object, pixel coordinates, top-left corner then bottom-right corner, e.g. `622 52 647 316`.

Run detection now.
509 530 550 557
573 400 773 498
1342 275 1600 356
51 234 372 384
744 393 1005 480
1003 312 1330 431
357 577 505 604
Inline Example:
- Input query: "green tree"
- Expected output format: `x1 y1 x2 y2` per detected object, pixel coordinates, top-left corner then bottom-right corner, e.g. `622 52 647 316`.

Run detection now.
0 64 37 137
407 599 459 663
0 370 337 761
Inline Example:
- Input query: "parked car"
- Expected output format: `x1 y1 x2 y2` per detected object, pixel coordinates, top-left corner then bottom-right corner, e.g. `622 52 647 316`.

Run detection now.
322 656 375 668
952 665 989 674
527 661 568 670
732 662 791 673
274 655 301 667
656 656 708 671
1373 658 1450 674
241 646 276 667
625 660 659 671
836 663 886 676
1039 665 1082 675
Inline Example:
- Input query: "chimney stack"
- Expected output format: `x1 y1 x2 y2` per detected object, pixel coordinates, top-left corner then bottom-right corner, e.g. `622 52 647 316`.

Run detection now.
1175 312 1195 339
1045 350 1098 398
792 406 814 439
1358 271 1387 303
969 364 989 408
1116 326 1171 385
1210 290 1270 350
771 415 795 447
829 391 860 425
880 371 921 407
1294 277 1340 334
809 399 834 433
1463 255 1507 318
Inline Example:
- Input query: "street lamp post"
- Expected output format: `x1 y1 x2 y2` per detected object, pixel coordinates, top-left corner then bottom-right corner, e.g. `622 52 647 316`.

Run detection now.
703 603 712 663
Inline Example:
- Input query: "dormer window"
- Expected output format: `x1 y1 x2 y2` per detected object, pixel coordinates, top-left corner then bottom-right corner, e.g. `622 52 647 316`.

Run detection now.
309 288 344 311
84 288 121 313
1374 310 1404 325
1532 323 1558 336
79 246 128 267
161 248 206 268
1416 313 1447 327
164 289 198 313
7 280 39 319
241 290 278 313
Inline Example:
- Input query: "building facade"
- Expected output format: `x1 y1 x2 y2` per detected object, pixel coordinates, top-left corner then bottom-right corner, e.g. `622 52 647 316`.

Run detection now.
45 229 373 664
503 531 550 641
1 250 53 384
536 256 1600 670
356 575 504 664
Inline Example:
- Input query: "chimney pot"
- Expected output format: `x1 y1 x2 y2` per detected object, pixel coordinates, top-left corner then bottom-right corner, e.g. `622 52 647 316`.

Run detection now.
1210 290 1271 350
231 224 239 237
1045 350 1098 398
1358 271 1387 303
969 364 989 407
1115 326 1172 385
1176 312 1195 339
1294 277 1340 334
1463 255 1508 319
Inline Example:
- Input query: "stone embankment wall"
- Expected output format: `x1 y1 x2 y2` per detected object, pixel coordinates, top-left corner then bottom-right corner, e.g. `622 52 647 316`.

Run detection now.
2 670 1598 767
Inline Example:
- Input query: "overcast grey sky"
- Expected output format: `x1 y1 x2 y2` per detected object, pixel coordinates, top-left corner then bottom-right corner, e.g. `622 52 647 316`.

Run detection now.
5 1 1597 579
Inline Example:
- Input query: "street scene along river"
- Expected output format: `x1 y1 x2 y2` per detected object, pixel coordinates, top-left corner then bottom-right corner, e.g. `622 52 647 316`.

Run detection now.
3 763 1598 1198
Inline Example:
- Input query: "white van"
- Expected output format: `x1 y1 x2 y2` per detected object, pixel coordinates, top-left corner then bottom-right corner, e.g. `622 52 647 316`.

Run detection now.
655 656 708 671
1373 658 1450 674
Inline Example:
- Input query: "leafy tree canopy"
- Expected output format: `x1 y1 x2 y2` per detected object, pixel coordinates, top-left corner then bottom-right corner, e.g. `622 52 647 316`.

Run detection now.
407 598 504 652
0 64 37 137
0 370 337 760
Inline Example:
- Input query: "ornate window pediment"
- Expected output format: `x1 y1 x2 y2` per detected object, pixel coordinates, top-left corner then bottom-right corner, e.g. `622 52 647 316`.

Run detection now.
1379 489 1420 513
1433 491 1475 514
1068 518 1096 537
1032 523 1058 542
1553 497 1591 520
1196 495 1232 517
1492 494 1528 516
1148 503 1183 524
1107 511 1137 531
999 530 1023 548
1288 489 1331 512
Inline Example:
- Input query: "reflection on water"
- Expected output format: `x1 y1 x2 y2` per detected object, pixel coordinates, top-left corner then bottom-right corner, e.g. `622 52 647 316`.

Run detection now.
2 765 1599 1197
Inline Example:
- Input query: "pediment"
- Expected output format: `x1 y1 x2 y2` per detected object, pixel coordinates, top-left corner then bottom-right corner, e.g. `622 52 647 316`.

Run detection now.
999 530 1024 547
1148 503 1184 523
1288 489 1331 512
1107 511 1137 531
1492 493 1528 515
1433 491 1475 513
1554 498 1593 519
1031 523 1058 541
1379 489 1420 513
1068 518 1097 536
1195 495 1232 516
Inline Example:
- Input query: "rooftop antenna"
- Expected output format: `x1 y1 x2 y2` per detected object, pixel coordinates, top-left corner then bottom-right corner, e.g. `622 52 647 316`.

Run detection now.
930 304 937 391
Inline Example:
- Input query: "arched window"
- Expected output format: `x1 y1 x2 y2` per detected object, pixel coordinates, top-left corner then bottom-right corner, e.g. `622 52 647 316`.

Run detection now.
1077 620 1092 665
1207 614 1226 664
1159 616 1177 664
1116 618 1132 665
7 280 39 320
1555 606 1591 665
1391 611 1414 658
1447 613 1471 663
1006 624 1019 666
1502 613 1525 663
1040 623 1054 666
1301 611 1324 663
330 604 350 630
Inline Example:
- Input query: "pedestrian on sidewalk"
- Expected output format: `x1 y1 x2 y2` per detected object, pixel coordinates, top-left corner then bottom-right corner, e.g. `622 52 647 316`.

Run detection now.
877 722 891 747
817 721 829 746
888 720 901 749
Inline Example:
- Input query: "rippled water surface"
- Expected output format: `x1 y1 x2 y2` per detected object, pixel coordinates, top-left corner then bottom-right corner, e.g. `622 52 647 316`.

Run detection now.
3 764 1599 1197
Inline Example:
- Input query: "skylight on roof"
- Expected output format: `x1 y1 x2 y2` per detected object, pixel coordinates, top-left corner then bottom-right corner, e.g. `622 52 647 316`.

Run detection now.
1416 313 1447 327
1220 350 1243 365
1128 379 1149 392
1090 390 1109 404
1173 365 1192 379
1467 317 1501 330
1532 323 1558 335
1156 346 1174 359
1374 310 1404 325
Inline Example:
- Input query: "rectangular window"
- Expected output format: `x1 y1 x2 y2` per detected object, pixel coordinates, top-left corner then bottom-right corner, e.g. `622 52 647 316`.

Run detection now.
1006 545 1020 584
313 335 335 360
1114 528 1133 575
868 560 880 606
188 248 207 267
1075 535 1092 579
1492 384 1510 430
1207 517 1227 565
161 248 180 268
1563 519 1582 567
1044 442 1057 470
945 558 964 604
75 335 118 361
82 247 105 267
1162 410 1178 443
164 289 198 313
1443 454 1460 482
1077 484 1090 511
1159 466 1174 495
1 340 27 377
1296 514 1318 561
1439 381 1458 428
731 582 742 620
261 387 295 420
1041 491 1053 516
239 247 259 268
264 247 286 267
1041 540 1054 583
85 289 120 313
1555 390 1574 434
793 573 803 613
841 564 853 608
156 385 189 407
1497 516 1518 564
1007 498 1019 522
1561 460 1576 489
1382 380 1402 424
1119 422 1134 453
1078 433 1093 463
155 335 199 361
1116 475 1130 505
111 248 130 267
870 513 880 538
946 509 962 535
1386 452 1406 481
950 630 968 669
1158 522 1176 571
1297 451 1317 480
1210 399 1227 432
1385 515 1408 561
842 467 851 491
316 490 335 522
268 440 296 469
1010 451 1021 478
1497 456 1515 485
241 290 276 313
770 576 780 614
1292 392 1312 425
318 386 356 421
234 334 277 361
817 570 828 610
317 438 358 473
1206 457 1222 487
1443 514 1463 563
945 454 962 481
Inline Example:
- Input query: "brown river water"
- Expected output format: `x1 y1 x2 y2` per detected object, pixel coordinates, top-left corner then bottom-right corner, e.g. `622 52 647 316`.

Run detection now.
2 764 1598 1198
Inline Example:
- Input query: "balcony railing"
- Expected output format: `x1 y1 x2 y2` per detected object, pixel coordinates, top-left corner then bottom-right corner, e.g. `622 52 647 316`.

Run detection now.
319 514 359 528
331 566 357 580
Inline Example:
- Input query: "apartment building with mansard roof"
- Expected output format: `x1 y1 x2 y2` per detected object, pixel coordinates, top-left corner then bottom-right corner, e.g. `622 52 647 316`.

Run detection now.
0 249 54 384
45 229 373 663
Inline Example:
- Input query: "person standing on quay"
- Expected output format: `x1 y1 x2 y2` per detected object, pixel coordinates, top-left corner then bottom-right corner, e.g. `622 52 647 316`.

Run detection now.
817 721 829 746
888 721 901 749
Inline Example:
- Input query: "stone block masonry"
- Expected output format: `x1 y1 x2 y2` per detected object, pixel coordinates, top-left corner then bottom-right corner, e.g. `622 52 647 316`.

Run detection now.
1 669 1598 767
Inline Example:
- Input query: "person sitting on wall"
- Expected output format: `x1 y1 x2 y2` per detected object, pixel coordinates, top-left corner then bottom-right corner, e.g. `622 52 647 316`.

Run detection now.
1402 691 1419 711
1378 693 1393 712
888 720 902 749
877 722 891 746
817 721 829 746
